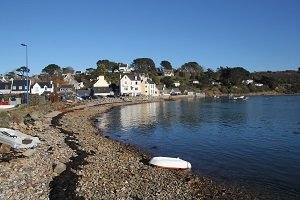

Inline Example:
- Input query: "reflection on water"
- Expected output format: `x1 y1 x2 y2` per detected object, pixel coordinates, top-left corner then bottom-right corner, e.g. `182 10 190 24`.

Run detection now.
97 96 300 199
119 103 158 130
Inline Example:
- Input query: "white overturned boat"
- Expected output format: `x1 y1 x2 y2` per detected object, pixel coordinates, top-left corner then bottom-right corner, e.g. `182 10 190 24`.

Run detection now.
149 157 192 169
0 105 16 110
0 128 41 149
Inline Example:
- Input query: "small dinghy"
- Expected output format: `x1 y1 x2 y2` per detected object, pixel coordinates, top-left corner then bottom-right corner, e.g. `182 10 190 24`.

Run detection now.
149 157 192 169
0 128 41 149
0 105 16 110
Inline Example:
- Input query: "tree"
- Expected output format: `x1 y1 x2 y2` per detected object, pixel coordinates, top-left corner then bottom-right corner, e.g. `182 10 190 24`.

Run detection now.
85 68 95 75
62 66 75 74
160 76 174 88
259 75 277 89
16 66 30 77
96 64 106 76
96 59 118 72
132 58 156 73
180 62 204 73
218 67 231 86
160 60 172 70
6 71 16 79
199 68 216 86
42 64 61 76
218 66 250 86
205 68 216 79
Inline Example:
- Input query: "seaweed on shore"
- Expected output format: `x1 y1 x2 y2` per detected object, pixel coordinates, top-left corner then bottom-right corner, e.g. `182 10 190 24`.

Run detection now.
49 111 94 200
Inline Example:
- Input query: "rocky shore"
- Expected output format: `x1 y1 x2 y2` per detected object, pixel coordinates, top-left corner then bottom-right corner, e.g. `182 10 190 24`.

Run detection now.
0 97 257 199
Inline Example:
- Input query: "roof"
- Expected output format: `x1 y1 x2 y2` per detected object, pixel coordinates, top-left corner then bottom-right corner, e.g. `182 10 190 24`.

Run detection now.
93 87 112 93
171 88 181 93
36 82 53 88
146 79 155 84
12 79 30 86
124 75 142 81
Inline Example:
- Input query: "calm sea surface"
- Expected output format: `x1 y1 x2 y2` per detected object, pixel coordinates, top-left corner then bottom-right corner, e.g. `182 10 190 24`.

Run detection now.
97 95 300 198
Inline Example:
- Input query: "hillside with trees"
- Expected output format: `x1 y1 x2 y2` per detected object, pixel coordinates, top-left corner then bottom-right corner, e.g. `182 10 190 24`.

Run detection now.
4 58 300 96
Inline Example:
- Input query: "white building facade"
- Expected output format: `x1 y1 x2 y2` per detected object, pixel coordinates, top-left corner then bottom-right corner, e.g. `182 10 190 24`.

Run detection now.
120 75 142 96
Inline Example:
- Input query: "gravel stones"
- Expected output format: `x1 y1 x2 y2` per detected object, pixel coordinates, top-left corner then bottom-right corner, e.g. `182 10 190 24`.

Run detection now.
53 162 66 175
0 143 11 153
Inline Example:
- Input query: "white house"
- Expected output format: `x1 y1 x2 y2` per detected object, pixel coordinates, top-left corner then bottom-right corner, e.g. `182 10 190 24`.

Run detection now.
92 76 112 96
93 76 109 87
31 81 54 95
242 79 254 84
173 81 180 87
163 69 174 77
120 74 142 96
119 64 134 73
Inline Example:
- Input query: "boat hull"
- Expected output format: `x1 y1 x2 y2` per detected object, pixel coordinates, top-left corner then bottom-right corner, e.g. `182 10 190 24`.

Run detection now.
0 128 41 149
0 105 16 110
149 157 192 169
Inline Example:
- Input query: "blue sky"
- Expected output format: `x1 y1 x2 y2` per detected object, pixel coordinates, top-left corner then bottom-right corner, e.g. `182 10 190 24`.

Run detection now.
1 0 299 75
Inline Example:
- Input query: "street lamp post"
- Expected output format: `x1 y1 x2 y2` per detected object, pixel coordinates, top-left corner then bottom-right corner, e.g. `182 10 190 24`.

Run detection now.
21 43 29 106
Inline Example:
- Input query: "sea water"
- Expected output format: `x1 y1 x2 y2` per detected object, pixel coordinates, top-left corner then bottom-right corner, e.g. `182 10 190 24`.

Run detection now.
97 95 300 198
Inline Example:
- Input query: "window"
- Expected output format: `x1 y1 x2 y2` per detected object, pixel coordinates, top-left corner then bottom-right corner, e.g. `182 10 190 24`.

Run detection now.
13 86 16 90
19 86 23 90
5 85 8 89
135 88 138 90
136 82 138 85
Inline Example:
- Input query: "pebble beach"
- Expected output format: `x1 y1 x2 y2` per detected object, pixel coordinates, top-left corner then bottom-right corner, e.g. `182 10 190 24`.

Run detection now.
0 97 257 199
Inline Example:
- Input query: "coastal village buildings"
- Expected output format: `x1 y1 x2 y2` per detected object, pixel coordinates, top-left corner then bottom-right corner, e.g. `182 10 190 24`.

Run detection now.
140 77 157 96
11 80 31 94
156 84 169 96
170 88 181 95
31 81 54 95
163 69 174 77
63 73 82 89
120 74 158 97
92 76 112 97
58 84 74 95
118 64 134 73
173 81 180 87
0 80 12 94
120 74 142 96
